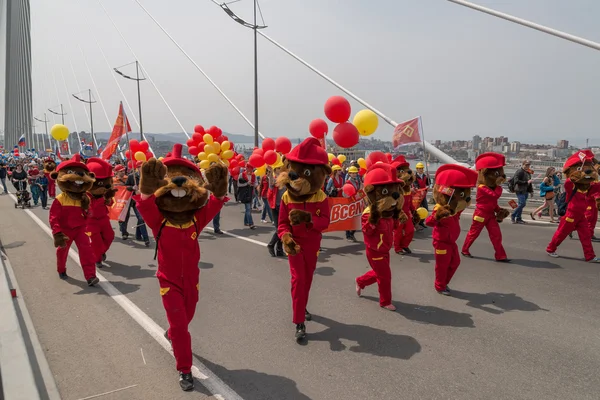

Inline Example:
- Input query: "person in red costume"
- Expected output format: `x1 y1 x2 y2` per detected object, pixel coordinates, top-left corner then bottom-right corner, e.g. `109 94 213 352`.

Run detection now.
426 165 478 295
586 160 600 242
136 144 228 391
277 137 331 342
355 163 406 310
547 151 600 262
48 154 99 286
391 155 417 255
86 158 117 268
461 152 511 262
43 158 57 198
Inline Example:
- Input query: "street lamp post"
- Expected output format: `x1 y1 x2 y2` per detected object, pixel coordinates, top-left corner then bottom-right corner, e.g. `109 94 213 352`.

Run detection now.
48 104 67 125
73 89 98 149
114 61 146 141
34 114 49 152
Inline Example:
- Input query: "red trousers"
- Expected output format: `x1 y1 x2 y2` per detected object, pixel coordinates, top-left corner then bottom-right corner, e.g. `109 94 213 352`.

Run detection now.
48 180 56 198
462 212 507 260
547 216 595 261
586 206 598 238
393 220 415 252
289 247 319 324
160 275 199 374
433 242 460 292
356 249 392 307
56 228 97 280
88 217 115 263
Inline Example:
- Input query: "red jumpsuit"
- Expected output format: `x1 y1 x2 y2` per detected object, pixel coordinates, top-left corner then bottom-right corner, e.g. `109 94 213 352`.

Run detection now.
49 193 97 280
547 180 600 261
136 194 226 374
86 195 115 263
356 209 395 307
426 207 462 292
585 187 599 238
461 185 508 260
44 171 56 198
393 191 415 252
278 190 330 324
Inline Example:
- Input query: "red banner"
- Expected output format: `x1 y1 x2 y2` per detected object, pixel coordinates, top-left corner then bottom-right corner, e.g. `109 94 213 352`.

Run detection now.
393 117 421 149
108 186 132 222
61 141 69 154
102 103 131 160
412 188 427 208
324 190 367 232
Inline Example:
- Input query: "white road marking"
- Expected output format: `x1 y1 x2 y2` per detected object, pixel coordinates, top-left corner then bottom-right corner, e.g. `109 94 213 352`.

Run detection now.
76 384 138 400
8 194 244 400
205 226 268 247
140 348 146 365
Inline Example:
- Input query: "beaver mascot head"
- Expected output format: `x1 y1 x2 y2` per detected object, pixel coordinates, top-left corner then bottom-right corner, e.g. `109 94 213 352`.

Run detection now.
43 158 57 174
563 150 599 193
50 154 96 210
86 157 116 205
432 164 478 220
391 155 414 193
475 152 511 222
363 163 407 225
139 143 228 225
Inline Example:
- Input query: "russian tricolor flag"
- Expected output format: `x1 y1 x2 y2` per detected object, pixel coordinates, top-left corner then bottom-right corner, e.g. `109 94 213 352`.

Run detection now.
18 135 26 147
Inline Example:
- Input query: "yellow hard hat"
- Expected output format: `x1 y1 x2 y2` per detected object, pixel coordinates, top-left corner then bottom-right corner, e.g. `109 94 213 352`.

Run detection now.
271 159 284 169
332 165 342 172
416 162 425 169
348 166 359 173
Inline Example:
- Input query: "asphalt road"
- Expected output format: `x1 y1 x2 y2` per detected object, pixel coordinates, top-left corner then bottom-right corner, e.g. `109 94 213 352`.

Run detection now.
1 194 599 400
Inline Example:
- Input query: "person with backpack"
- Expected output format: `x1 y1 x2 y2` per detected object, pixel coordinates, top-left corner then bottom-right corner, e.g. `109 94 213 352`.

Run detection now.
530 167 560 223
509 160 533 224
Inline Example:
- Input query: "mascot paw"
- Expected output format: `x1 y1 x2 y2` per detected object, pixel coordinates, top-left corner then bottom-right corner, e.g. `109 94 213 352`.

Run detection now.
289 209 312 225
203 163 229 198
140 158 168 195
53 232 69 248
495 208 511 221
436 205 452 220
81 195 90 211
398 211 409 224
282 233 300 256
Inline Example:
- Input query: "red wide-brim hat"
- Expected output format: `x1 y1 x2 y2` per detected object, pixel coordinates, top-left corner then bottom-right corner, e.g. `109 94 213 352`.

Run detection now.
163 143 200 174
435 164 478 188
55 154 89 173
285 137 329 165
86 157 113 179
475 152 505 170
563 150 595 171
364 163 402 186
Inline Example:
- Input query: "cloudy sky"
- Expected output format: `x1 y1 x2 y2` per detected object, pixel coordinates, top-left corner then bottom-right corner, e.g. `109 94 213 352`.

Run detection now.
3 0 600 146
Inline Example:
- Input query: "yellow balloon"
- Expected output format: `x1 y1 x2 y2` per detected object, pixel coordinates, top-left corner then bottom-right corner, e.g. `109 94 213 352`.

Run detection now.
199 160 210 170
221 149 234 160
353 109 379 136
221 141 231 152
212 142 221 155
328 153 335 162
207 153 219 163
416 207 429 220
255 165 267 177
204 144 215 154
358 158 367 169
134 151 147 161
222 159 230 168
50 124 70 141
203 134 213 144
198 152 208 161
338 154 347 164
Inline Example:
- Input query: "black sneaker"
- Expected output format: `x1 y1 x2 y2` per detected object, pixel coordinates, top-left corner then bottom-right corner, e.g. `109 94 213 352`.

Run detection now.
516 220 526 224
122 233 129 240
305 309 312 321
178 371 194 391
102 253 107 261
437 288 451 296
592 236 600 242
403 247 412 254
87 277 100 286
267 245 276 257
95 262 103 269
295 323 306 342
58 272 68 280
214 230 224 235
276 249 285 257
144 240 150 248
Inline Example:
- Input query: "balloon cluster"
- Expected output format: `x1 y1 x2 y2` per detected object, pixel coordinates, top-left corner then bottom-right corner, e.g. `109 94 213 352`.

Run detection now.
246 137 292 177
125 139 153 169
50 124 70 141
186 125 237 170
365 151 393 169
309 96 380 149
13 146 20 158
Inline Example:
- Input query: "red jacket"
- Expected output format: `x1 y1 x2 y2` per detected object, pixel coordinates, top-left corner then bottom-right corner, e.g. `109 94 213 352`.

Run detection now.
362 208 396 254
278 190 330 250
49 193 87 234
87 195 112 220
260 176 269 198
474 185 502 215
425 206 462 245
136 194 226 279
564 180 600 218
402 190 415 216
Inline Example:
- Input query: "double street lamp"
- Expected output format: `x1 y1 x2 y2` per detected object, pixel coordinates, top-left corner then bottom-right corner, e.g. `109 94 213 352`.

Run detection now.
48 104 67 125
114 61 146 141
34 114 50 151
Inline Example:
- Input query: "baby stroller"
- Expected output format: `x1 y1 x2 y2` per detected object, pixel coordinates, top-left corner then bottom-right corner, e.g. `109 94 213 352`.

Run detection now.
14 180 31 209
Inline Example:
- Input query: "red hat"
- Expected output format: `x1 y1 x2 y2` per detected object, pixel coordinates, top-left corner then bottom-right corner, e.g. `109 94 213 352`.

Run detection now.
86 157 113 179
364 163 401 187
55 154 88 173
564 150 596 171
28 168 40 176
163 143 200 174
435 164 478 188
391 155 409 169
475 152 506 170
114 165 125 172
285 137 328 165
44 157 54 163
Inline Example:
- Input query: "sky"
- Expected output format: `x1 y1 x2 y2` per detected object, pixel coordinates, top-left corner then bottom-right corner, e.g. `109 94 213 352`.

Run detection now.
2 0 600 146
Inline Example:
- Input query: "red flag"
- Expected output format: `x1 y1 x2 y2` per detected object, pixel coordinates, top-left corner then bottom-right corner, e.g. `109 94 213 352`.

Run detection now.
101 103 131 160
392 117 421 149
61 141 69 154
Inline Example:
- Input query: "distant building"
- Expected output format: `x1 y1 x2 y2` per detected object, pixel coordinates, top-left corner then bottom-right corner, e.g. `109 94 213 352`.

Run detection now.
472 135 481 151
557 140 569 149
433 140 442 147
510 141 521 153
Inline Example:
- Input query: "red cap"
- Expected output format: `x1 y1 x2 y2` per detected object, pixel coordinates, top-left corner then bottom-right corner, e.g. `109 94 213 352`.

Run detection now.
563 150 596 171
364 163 401 187
86 157 113 179
163 143 200 174
114 165 125 172
285 137 328 165
44 157 54 163
28 168 40 176
475 152 506 170
391 155 409 169
435 164 478 188
55 154 88 172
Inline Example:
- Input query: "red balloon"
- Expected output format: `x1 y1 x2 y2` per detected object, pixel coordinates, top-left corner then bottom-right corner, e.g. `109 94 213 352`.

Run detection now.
129 139 140 153
248 154 265 168
275 137 292 154
186 138 196 147
343 183 357 197
192 132 204 144
216 135 225 144
324 96 351 123
188 146 199 156
194 125 205 134
366 151 388 168
139 141 149 152
229 141 235 151
125 150 132 159
239 161 246 168
231 166 240 177
222 135 229 141
145 151 154 160
331 157 341 166
197 142 206 152
253 148 264 157
386 153 392 162
208 126 220 138
332 122 360 149
263 150 277 165
359 168 367 176
127 160 136 169
262 138 276 152
236 154 244 161
309 118 329 139
229 159 238 169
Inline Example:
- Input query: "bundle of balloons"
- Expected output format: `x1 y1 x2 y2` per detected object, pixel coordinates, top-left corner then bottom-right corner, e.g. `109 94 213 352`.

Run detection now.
186 125 237 170
50 124 70 141
124 139 154 169
308 96 380 149
246 136 293 177
13 146 20 158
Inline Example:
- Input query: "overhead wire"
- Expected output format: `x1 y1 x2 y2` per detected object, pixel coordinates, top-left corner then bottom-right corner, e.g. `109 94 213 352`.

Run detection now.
69 60 100 150
57 58 83 152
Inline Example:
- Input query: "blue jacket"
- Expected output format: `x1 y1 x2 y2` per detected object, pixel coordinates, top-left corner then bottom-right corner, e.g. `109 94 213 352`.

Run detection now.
540 175 560 197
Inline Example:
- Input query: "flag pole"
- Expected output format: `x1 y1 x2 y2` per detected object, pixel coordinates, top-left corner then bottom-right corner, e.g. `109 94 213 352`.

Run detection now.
122 103 138 188
418 117 431 179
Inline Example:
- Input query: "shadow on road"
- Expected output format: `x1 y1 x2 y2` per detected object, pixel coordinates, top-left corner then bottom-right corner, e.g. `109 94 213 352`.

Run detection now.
402 252 435 264
318 243 364 262
63 276 142 296
468 257 562 269
362 296 475 328
450 290 549 315
314 266 335 277
227 226 273 238
3 240 26 249
103 260 157 280
199 261 214 269
193 354 312 400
